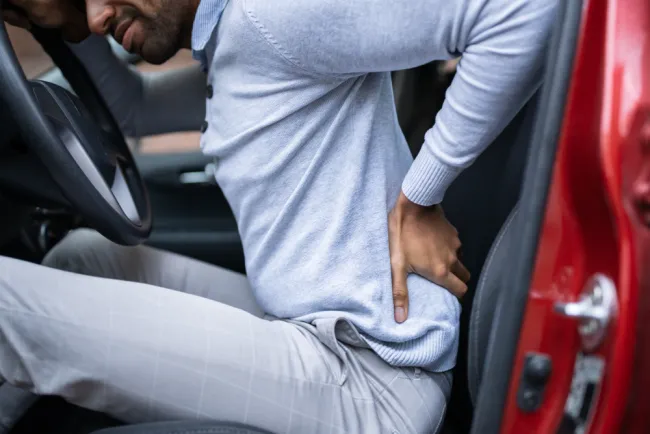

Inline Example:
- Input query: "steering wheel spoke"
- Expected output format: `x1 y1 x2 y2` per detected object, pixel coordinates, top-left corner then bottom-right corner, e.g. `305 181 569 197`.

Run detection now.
110 161 142 225
0 19 151 245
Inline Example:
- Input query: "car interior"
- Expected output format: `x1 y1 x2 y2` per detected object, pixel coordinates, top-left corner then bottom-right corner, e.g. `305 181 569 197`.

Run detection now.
0 0 579 432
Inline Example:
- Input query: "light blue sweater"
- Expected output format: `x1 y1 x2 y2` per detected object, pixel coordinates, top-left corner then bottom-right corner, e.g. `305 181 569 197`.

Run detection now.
72 0 557 371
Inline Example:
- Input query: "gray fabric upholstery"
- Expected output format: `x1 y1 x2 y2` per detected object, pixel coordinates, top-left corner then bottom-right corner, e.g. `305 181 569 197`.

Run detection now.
467 207 520 405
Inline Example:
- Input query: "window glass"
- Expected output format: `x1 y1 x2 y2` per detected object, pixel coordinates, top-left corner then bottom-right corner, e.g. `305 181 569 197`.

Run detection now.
6 25 54 78
7 25 199 155
134 50 201 154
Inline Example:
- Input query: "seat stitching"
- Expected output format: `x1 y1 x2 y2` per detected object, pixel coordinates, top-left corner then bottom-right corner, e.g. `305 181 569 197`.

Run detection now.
469 207 518 404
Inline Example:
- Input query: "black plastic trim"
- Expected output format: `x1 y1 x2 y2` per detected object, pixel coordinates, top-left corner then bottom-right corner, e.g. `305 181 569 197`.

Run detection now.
470 0 585 432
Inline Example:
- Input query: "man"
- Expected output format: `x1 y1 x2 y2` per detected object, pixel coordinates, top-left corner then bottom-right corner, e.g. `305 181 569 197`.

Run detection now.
1 0 556 432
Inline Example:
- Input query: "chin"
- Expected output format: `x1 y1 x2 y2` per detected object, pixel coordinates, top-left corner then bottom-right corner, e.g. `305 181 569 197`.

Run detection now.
142 55 170 65
142 51 173 65
141 42 178 65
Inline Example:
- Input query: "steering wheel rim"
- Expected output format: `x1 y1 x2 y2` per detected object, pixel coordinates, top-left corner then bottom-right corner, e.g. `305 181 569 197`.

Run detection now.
0 14 152 246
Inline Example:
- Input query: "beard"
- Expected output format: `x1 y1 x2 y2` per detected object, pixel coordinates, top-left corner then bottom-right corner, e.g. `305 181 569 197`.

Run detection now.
138 22 181 64
122 0 190 65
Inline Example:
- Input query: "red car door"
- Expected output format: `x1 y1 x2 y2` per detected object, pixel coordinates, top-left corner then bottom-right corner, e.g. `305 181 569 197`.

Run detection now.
501 0 650 432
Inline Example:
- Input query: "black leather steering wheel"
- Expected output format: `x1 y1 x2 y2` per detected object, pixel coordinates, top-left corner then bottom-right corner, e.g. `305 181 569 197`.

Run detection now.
0 11 152 246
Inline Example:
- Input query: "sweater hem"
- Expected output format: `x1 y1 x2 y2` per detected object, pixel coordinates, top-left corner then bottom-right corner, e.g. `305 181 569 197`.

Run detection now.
363 326 459 373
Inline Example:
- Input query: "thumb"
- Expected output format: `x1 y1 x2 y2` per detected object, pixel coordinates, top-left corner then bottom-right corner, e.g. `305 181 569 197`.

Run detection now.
391 259 409 323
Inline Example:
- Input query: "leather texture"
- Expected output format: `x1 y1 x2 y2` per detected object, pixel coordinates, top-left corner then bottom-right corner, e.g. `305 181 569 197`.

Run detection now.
467 207 520 405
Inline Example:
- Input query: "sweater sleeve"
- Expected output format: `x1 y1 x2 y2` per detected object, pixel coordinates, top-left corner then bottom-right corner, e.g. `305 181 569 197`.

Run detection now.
245 0 558 205
67 35 207 138
402 0 557 205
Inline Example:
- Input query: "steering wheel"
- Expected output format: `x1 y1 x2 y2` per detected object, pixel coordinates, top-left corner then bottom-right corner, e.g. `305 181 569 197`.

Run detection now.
0 12 152 246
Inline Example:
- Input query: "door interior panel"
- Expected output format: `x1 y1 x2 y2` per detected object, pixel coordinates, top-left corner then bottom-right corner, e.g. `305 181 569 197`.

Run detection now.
135 151 245 273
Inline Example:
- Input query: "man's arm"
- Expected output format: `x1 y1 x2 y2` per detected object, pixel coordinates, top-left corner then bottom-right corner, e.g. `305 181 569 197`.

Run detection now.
400 0 556 205
247 0 557 203
246 0 557 318
68 34 206 138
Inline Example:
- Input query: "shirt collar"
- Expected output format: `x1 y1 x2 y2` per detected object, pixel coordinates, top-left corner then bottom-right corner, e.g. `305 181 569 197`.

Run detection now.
191 0 229 71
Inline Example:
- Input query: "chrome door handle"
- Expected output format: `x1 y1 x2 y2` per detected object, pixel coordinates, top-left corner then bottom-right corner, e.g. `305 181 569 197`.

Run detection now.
178 162 217 185
554 274 618 351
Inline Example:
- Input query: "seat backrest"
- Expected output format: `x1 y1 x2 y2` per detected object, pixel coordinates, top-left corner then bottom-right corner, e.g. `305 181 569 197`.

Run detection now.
467 206 519 404
441 90 540 432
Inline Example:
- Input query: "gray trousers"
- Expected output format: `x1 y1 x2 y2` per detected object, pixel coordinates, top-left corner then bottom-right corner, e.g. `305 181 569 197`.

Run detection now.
0 230 450 433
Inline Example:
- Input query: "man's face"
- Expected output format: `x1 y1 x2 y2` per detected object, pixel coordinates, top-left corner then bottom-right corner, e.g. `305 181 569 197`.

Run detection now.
86 0 195 64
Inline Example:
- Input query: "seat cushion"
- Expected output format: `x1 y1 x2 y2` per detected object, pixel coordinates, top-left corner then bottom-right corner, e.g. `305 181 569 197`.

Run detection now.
467 207 519 405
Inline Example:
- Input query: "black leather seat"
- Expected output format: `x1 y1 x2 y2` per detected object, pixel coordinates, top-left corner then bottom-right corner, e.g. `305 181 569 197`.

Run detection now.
467 206 519 405
441 90 539 432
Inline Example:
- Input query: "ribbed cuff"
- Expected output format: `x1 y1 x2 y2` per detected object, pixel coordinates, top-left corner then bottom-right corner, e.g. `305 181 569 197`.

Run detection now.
401 148 462 206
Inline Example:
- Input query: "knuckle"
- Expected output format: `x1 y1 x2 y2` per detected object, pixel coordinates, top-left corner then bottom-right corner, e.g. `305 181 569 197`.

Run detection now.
433 262 449 279
390 255 405 270
30 2 63 23
392 287 408 300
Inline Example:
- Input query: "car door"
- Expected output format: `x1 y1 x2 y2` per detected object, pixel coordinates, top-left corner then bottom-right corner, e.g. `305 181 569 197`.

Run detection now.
470 0 650 432
134 150 244 273
8 27 245 273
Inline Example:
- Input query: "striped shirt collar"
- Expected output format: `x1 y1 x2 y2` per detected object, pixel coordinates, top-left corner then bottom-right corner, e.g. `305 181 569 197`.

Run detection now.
191 0 229 71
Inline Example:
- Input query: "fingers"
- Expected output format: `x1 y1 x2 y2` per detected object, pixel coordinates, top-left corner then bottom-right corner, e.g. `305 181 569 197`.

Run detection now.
391 258 409 324
3 9 30 29
451 260 471 283
413 245 469 300
3 0 67 29
3 0 90 41
420 260 469 299
440 272 468 299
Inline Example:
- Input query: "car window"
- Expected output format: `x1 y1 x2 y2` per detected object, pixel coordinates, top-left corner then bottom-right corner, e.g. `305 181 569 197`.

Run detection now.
7 25 199 155
7 25 54 78
133 50 201 155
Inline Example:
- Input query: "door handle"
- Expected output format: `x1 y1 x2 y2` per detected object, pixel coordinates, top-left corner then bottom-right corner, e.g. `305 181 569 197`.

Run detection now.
178 162 217 186
554 274 618 351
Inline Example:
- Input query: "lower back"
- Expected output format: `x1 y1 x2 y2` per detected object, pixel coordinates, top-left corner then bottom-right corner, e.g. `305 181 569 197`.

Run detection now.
204 69 460 370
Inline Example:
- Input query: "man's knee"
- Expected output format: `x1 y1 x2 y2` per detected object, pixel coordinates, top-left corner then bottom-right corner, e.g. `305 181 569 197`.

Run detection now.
42 229 112 272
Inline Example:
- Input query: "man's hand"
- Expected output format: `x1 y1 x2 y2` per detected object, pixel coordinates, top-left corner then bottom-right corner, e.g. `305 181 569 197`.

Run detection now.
2 0 89 42
388 191 470 323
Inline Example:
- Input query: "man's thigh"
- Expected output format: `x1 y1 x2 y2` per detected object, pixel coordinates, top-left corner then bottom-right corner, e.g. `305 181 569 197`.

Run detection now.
0 256 421 433
43 229 262 317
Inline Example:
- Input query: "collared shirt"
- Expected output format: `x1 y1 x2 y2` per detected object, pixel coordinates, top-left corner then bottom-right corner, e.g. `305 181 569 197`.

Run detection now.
191 0 229 71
